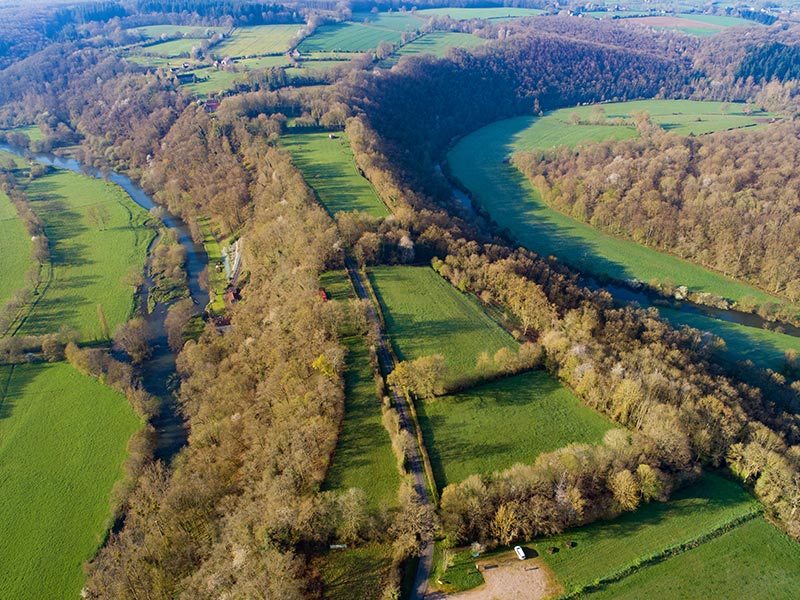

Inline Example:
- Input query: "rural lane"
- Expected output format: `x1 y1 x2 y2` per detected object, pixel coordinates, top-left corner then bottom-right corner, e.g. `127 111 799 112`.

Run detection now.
345 257 434 600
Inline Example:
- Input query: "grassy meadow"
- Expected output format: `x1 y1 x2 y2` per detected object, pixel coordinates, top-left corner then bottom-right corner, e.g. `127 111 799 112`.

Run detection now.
316 543 395 600
324 335 400 509
0 362 141 600
298 22 402 53
213 24 301 57
535 474 760 593
585 517 800 599
417 370 612 489
181 67 243 97
0 189 33 307
282 131 389 217
447 100 800 370
11 159 152 340
383 31 487 66
129 24 223 39
368 266 516 387
139 36 204 57
351 11 423 31
199 218 227 314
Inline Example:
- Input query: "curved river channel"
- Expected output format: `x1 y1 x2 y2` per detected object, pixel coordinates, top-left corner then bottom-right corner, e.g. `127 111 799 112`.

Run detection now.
1 143 209 462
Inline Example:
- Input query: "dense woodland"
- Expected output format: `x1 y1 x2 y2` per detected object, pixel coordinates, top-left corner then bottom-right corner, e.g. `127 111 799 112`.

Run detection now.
2 5 800 597
513 122 800 308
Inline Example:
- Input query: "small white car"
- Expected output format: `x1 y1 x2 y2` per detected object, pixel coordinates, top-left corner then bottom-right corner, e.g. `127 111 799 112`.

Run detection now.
514 545 526 560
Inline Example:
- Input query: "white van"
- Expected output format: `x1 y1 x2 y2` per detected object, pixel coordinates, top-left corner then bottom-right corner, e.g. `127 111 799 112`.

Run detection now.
514 545 526 560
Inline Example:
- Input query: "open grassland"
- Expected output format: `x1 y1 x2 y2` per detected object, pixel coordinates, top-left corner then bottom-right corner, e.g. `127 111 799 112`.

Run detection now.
316 543 394 600
298 22 402 53
181 67 243 97
13 160 152 340
584 517 800 599
414 7 543 19
213 24 301 57
139 37 205 57
351 11 424 31
320 269 353 302
287 59 352 77
129 24 223 39
0 362 141 600
0 189 32 307
368 266 516 386
447 100 798 370
324 335 400 509
236 54 292 69
535 474 760 594
282 132 389 217
385 31 487 65
417 370 612 489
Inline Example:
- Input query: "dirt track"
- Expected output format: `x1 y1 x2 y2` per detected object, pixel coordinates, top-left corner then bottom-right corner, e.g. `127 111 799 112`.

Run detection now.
442 553 563 600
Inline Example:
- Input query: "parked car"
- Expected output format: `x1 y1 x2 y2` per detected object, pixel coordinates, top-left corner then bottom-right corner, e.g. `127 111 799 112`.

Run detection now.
514 545 526 560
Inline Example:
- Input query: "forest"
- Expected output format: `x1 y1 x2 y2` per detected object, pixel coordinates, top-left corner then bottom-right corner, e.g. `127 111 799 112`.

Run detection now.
1 2 800 599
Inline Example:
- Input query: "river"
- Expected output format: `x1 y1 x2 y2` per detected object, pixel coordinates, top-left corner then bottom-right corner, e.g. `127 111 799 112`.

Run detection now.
0 143 209 462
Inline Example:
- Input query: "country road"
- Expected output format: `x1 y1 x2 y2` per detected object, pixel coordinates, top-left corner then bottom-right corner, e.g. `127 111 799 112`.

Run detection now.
345 257 434 600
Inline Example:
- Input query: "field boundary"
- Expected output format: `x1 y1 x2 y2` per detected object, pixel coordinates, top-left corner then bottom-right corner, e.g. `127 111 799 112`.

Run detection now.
554 506 762 599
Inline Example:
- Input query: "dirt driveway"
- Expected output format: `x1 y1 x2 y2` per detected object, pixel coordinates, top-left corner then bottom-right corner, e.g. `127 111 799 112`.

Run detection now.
434 551 563 600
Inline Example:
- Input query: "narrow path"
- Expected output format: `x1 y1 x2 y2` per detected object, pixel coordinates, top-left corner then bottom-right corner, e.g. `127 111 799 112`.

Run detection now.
345 256 434 600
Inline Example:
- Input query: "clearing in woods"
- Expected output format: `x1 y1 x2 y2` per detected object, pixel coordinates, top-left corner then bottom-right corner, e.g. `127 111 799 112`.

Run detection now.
367 265 516 388
0 363 141 600
417 370 612 489
282 131 389 218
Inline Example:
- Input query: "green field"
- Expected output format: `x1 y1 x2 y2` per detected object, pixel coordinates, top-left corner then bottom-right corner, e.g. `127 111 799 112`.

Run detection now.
0 362 141 600
213 24 302 57
414 7 543 20
298 22 402 53
282 132 389 217
386 31 487 65
199 218 227 314
324 335 400 508
447 100 800 370
236 55 292 69
585 517 800 599
351 11 424 31
317 543 394 600
417 370 612 489
129 24 223 39
287 59 352 77
368 266 516 387
139 37 205 57
3 123 45 142
10 159 152 340
181 67 244 97
0 189 33 307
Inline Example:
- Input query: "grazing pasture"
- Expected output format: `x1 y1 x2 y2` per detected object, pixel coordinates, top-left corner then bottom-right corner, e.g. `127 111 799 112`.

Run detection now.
536 475 760 594
417 370 612 489
316 543 395 600
367 266 515 387
282 132 388 217
138 37 205 57
181 67 243 97
0 189 33 307
0 362 141 600
585 517 800 599
8 159 152 340
351 11 423 31
298 22 402 53
323 335 400 509
213 24 301 57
